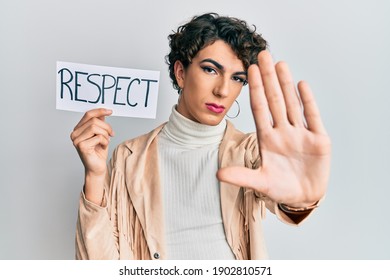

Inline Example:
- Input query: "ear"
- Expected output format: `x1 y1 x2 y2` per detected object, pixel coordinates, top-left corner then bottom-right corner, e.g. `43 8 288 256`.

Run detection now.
174 60 185 89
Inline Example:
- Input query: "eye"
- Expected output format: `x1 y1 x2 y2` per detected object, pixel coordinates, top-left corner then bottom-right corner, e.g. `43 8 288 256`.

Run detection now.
233 76 248 85
201 66 217 75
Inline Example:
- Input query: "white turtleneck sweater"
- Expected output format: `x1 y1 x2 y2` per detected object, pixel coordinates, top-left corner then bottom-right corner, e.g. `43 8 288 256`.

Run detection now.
157 106 236 260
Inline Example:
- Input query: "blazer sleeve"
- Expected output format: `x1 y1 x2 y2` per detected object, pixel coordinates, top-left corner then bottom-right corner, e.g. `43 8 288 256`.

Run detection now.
75 148 124 260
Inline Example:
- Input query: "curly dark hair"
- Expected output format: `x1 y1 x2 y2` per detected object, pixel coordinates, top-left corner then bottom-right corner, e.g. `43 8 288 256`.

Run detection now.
166 13 268 92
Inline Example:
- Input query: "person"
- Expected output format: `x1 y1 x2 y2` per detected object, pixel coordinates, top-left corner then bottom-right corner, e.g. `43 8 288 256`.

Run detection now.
71 13 331 260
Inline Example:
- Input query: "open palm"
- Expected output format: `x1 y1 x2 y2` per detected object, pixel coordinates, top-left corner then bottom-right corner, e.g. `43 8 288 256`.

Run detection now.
218 51 331 207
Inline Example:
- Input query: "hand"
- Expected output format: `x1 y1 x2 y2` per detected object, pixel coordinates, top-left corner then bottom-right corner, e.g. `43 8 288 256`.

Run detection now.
70 108 114 178
217 51 331 207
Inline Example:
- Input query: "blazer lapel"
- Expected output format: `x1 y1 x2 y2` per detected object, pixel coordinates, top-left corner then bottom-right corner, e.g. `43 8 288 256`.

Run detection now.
124 124 166 256
219 121 244 248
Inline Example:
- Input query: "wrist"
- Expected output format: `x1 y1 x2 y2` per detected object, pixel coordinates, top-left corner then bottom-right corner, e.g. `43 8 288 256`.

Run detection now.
84 172 106 206
278 201 319 214
85 167 106 178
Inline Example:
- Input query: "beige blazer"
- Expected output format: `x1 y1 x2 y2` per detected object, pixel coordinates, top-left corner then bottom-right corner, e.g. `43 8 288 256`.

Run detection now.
76 121 312 260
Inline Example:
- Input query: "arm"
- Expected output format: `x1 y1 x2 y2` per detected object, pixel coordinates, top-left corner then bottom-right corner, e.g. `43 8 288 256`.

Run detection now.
70 108 114 204
71 109 120 259
76 187 119 259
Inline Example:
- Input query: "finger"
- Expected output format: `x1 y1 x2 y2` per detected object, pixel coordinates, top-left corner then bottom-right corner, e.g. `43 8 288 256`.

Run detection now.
72 123 111 148
78 134 110 152
217 166 270 195
248 64 272 132
275 61 304 126
298 81 327 133
71 116 114 141
258 51 288 126
74 108 113 131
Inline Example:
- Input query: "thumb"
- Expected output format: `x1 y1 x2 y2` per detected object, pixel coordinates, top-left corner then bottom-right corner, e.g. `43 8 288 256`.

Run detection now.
217 166 269 194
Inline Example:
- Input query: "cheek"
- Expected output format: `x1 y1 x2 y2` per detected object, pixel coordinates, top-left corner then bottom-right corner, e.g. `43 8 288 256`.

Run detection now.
231 86 243 99
185 77 202 95
186 81 209 100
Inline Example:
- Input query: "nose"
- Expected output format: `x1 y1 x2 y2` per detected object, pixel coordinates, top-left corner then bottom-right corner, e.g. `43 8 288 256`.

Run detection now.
213 76 230 98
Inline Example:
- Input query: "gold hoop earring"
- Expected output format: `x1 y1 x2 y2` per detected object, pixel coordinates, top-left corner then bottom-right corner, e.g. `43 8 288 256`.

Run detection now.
226 100 240 119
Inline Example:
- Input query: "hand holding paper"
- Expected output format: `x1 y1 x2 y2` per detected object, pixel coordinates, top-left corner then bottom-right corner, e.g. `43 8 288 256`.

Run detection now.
70 108 114 205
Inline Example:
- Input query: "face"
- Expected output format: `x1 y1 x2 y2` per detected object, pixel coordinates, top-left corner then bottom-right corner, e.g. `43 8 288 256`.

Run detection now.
175 40 247 126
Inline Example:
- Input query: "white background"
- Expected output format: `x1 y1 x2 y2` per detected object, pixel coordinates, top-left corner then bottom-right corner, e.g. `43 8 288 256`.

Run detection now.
1 0 389 259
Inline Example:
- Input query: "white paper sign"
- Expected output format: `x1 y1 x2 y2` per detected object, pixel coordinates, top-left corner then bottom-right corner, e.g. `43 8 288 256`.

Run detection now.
56 61 160 118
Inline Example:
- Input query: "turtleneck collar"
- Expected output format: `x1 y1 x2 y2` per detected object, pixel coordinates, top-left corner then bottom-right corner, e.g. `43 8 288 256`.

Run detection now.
161 106 227 147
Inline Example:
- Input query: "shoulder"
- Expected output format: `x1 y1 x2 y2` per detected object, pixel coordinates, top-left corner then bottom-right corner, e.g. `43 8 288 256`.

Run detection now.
222 121 260 169
224 120 257 149
110 123 166 167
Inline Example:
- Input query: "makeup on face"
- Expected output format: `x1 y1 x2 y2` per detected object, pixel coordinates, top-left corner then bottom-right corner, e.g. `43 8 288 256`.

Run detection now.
205 103 225 114
176 40 246 125
199 58 248 85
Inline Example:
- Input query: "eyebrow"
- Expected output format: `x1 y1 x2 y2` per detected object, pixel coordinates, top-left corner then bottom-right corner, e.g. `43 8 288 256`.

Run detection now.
200 58 247 76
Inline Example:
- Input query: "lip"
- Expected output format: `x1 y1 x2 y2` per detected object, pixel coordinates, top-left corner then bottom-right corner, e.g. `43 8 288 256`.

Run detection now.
205 103 225 114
